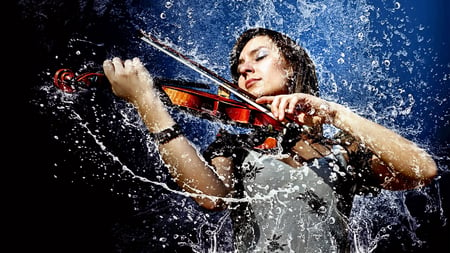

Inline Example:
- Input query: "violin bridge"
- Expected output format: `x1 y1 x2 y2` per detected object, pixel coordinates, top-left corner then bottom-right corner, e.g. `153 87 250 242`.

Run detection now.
217 86 231 99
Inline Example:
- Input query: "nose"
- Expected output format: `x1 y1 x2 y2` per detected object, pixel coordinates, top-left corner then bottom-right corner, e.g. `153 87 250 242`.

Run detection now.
239 62 254 78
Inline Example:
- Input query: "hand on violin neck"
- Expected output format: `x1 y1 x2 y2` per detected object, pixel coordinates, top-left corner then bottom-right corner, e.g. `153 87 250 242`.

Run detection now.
103 57 156 103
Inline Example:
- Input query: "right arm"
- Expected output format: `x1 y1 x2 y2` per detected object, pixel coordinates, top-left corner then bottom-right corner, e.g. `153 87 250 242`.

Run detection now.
103 57 233 210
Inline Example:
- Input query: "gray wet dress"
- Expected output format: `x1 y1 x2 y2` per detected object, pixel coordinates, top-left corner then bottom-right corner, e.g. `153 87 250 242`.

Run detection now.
203 129 380 253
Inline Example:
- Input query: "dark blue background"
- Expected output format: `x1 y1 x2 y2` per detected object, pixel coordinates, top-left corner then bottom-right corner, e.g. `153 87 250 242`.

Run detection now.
9 0 449 252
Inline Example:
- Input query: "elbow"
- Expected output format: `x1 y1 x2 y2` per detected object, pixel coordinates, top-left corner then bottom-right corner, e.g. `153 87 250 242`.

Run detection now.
420 158 438 185
403 160 438 190
414 147 439 184
376 157 439 191
405 159 439 189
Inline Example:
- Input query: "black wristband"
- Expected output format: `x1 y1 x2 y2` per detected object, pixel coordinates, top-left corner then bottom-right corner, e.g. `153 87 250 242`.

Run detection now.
153 124 183 145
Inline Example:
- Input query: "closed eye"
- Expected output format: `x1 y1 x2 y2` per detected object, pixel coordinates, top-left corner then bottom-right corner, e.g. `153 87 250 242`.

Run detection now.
237 47 270 74
255 49 269 61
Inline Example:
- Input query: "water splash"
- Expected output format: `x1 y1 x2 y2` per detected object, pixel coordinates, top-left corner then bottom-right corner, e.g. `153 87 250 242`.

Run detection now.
22 0 449 252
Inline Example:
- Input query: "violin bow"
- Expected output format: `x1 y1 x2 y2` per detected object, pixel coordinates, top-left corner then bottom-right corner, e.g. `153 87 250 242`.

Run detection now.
138 29 278 121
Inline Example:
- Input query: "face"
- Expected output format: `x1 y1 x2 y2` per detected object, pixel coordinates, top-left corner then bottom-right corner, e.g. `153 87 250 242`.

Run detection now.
236 35 291 97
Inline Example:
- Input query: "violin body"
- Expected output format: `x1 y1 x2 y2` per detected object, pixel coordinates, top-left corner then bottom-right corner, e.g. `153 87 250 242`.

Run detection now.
160 84 283 130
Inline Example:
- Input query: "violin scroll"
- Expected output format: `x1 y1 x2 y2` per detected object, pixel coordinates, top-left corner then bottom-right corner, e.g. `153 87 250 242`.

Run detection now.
54 69 105 93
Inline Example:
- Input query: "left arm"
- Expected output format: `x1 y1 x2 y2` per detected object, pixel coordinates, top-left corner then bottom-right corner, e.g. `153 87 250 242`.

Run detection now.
256 94 438 190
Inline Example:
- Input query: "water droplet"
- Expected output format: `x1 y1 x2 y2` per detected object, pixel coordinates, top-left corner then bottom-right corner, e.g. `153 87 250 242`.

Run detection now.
329 217 335 224
160 12 166 19
165 1 173 9
371 60 379 68
359 15 369 23
357 32 364 41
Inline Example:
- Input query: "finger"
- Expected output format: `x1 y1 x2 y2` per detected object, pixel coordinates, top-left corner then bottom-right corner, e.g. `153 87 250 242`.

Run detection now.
132 57 142 66
256 96 280 118
132 58 153 83
124 59 134 73
102 59 114 76
133 58 149 74
277 96 291 121
286 96 300 114
270 96 282 119
287 96 300 114
131 58 143 73
111 57 124 72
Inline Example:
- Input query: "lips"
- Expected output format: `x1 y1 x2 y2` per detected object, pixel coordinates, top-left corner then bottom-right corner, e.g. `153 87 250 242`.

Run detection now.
245 78 260 89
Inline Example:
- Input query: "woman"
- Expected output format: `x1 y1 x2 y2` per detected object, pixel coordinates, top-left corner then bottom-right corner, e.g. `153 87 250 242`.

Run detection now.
103 28 437 252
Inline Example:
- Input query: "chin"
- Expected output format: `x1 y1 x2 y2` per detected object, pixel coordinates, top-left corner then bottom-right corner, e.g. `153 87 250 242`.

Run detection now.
249 88 265 98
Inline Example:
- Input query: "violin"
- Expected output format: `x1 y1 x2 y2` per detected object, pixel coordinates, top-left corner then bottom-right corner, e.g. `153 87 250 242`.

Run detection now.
53 29 302 149
53 69 284 131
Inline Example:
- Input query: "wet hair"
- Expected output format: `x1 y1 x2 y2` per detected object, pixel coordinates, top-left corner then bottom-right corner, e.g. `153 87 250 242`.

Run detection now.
230 27 319 96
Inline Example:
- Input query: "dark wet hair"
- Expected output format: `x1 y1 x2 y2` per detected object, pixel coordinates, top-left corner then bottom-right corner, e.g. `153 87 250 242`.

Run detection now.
230 27 319 96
